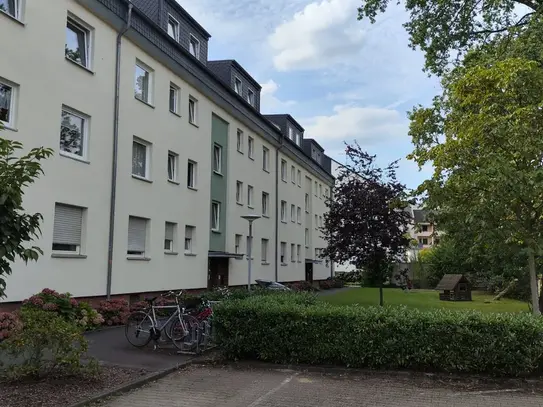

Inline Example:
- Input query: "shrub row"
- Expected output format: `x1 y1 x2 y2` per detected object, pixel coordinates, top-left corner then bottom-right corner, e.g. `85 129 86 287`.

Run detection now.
214 294 543 376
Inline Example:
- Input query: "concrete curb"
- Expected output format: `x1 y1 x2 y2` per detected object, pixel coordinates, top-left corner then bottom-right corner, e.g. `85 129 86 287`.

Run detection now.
65 360 194 407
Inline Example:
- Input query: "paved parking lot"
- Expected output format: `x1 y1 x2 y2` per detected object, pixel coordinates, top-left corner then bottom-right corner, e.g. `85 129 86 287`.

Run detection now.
100 366 543 407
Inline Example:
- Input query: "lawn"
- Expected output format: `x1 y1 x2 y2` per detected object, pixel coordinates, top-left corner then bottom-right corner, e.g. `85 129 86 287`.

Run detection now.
320 288 530 313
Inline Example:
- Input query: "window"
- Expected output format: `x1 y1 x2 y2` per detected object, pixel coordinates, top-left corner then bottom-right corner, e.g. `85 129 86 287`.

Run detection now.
236 181 243 204
211 201 220 232
247 89 255 106
297 170 301 187
262 192 269 216
247 185 254 207
305 228 309 247
128 216 147 256
184 226 195 253
213 144 222 174
262 147 269 171
167 14 179 41
0 80 15 127
325 188 329 198
187 160 197 188
261 239 268 263
319 184 323 198
280 200 287 222
291 166 296 183
291 244 296 262
314 181 318 196
237 129 244 153
66 17 91 68
234 77 242 95
60 107 88 159
319 216 323 227
132 138 150 179
135 62 152 104
189 35 200 59
305 193 310 212
315 248 320 259
188 97 197 124
291 204 295 223
296 133 302 146
167 151 178 182
297 207 302 224
235 234 242 254
0 0 20 19
52 203 83 253
419 238 428 246
164 222 176 252
248 137 254 159
169 83 180 114
315 214 318 229
281 160 287 182
280 242 286 264
288 127 294 141
421 225 429 232
297 245 302 262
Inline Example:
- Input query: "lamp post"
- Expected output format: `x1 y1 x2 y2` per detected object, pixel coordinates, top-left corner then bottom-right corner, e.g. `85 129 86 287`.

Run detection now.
241 214 261 291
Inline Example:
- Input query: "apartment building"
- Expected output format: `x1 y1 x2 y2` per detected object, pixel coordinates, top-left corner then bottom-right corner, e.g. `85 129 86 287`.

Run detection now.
411 209 440 248
0 0 334 303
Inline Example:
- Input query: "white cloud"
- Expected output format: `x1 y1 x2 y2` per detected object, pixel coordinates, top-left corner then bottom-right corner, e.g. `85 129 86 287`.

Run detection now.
260 79 297 113
269 0 364 71
303 105 408 145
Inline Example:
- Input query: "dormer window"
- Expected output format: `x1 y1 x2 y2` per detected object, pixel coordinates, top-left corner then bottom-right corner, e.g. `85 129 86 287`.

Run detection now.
167 15 179 41
234 78 242 95
247 89 255 106
189 35 200 59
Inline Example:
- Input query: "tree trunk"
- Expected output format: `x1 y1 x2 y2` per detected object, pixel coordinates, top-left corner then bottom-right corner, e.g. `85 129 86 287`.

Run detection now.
492 279 517 301
528 251 540 316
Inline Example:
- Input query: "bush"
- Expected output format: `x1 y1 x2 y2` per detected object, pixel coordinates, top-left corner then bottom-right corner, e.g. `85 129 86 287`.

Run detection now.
288 281 317 292
22 288 103 330
97 299 130 326
0 308 99 380
0 312 21 342
214 296 543 376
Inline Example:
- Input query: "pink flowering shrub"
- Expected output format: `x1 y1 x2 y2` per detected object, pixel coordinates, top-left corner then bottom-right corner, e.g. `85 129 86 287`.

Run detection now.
0 312 21 342
97 299 130 326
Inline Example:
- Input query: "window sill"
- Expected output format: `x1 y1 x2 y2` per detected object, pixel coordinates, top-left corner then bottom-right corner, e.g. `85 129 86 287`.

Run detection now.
0 10 25 26
248 205 254 209
236 202 244 206
127 256 151 261
281 263 288 267
187 186 198 191
211 230 221 234
297 261 302 263
135 96 155 109
281 220 287 224
213 171 223 176
248 156 254 161
263 169 270 174
0 124 18 132
189 121 199 128
184 252 197 257
262 215 270 219
132 175 153 183
65 57 95 74
60 151 90 164
51 253 87 259
261 262 270 266
170 110 182 118
281 179 287 183
164 251 179 255
168 179 180 185
237 150 244 155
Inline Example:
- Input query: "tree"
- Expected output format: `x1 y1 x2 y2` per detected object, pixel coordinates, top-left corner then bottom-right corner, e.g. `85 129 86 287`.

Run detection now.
0 124 53 298
357 0 540 75
321 143 412 305
408 57 543 315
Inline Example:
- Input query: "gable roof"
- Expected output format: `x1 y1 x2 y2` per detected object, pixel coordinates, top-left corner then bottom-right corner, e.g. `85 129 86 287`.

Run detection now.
435 274 466 290
413 209 429 223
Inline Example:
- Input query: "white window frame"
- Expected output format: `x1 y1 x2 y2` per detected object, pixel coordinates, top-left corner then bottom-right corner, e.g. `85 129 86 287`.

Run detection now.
261 239 268 263
134 60 153 105
189 35 200 59
234 77 242 95
184 225 195 254
288 126 294 141
236 181 243 204
291 243 296 263
305 193 310 213
281 159 287 182
66 15 93 70
305 228 309 247
291 204 296 223
187 160 197 189
164 222 176 253
248 137 254 159
211 201 220 232
291 166 296 183
169 82 180 114
188 96 198 125
262 147 269 172
59 106 89 162
167 14 180 41
213 143 222 174
247 89 255 106
235 234 242 254
52 203 84 254
314 181 318 196
237 129 244 153
280 200 287 223
280 242 286 264
247 185 254 208
297 170 302 187
0 78 16 129
262 192 269 217
0 0 23 20
297 207 302 224
167 151 178 183
132 137 151 180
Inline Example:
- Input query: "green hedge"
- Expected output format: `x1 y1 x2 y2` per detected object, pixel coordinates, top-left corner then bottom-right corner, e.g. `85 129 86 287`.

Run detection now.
214 295 543 376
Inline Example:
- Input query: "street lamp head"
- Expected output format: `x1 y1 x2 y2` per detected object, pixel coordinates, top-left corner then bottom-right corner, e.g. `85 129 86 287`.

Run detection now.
241 214 261 222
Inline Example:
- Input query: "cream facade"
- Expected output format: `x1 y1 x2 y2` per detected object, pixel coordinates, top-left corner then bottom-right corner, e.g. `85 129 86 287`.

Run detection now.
0 0 334 303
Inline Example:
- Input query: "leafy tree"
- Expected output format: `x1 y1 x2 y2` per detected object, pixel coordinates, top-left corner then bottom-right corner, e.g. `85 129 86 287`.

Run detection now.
357 0 540 75
408 57 543 314
321 143 412 305
0 124 53 298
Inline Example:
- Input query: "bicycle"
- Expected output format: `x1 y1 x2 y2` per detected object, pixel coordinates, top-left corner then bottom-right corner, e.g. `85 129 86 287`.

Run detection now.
125 291 200 351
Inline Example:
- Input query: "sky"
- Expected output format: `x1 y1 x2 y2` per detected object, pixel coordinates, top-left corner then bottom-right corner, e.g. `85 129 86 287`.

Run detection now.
177 0 441 190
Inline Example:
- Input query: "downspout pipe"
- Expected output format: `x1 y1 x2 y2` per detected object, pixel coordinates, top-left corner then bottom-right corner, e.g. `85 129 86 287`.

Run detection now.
274 136 285 282
106 2 133 299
